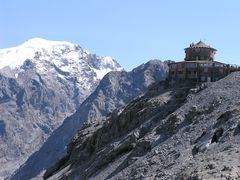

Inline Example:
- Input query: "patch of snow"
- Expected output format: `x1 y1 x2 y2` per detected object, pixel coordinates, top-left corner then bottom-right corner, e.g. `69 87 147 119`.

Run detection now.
117 108 124 115
0 47 35 69
102 56 116 65
94 68 112 80
64 51 80 61
21 37 75 50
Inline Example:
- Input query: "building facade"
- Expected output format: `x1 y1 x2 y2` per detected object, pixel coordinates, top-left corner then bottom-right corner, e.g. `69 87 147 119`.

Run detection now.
168 41 235 82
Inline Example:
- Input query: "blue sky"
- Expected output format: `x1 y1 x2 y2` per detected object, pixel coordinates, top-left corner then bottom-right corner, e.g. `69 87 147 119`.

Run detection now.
1 0 240 70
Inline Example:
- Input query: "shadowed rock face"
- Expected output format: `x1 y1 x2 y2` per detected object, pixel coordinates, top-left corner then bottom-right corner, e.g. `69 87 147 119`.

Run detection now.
11 60 168 179
46 71 240 180
0 120 6 136
0 38 122 178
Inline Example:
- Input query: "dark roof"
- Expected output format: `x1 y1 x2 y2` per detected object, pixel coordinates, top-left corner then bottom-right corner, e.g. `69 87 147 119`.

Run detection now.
193 41 210 48
186 41 217 50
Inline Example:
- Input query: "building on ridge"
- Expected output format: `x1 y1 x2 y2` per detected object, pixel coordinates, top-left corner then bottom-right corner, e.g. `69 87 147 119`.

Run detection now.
168 41 238 82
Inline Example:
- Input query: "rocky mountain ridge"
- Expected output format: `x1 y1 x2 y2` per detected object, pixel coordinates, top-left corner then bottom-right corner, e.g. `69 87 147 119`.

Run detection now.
11 60 168 179
46 72 240 180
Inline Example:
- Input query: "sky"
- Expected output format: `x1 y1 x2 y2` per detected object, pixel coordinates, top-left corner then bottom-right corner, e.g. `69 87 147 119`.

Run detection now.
1 0 240 70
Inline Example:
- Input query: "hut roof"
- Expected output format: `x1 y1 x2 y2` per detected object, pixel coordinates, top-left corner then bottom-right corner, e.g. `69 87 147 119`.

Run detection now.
186 41 217 51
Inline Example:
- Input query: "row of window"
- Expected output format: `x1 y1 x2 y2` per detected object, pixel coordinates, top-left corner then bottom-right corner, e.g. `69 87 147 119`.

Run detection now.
170 62 226 69
187 49 215 53
199 63 213 67
189 56 208 60
170 68 225 74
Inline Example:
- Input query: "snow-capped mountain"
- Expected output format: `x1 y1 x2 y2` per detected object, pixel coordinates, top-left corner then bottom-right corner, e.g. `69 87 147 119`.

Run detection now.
0 38 122 102
0 38 122 178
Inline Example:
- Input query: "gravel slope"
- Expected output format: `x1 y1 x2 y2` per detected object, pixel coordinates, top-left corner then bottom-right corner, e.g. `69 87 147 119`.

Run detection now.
46 72 240 180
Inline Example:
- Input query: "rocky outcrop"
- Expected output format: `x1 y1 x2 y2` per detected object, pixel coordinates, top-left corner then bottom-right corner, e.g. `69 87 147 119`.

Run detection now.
46 72 240 180
11 60 168 179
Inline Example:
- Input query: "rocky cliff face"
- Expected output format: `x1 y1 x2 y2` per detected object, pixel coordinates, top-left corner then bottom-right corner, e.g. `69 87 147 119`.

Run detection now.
46 72 240 180
11 60 168 179
0 38 122 178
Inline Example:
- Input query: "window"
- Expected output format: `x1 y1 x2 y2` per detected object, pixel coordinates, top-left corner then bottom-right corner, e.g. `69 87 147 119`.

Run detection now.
177 63 185 68
196 48 200 52
186 63 197 68
201 77 206 82
204 67 208 72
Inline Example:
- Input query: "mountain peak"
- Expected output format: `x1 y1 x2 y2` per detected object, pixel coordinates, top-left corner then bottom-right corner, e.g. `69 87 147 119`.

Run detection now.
21 37 76 49
0 38 82 70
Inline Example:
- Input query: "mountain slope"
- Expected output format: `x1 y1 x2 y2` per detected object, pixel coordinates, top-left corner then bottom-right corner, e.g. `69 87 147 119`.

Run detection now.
46 72 240 180
0 38 122 178
11 60 168 179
